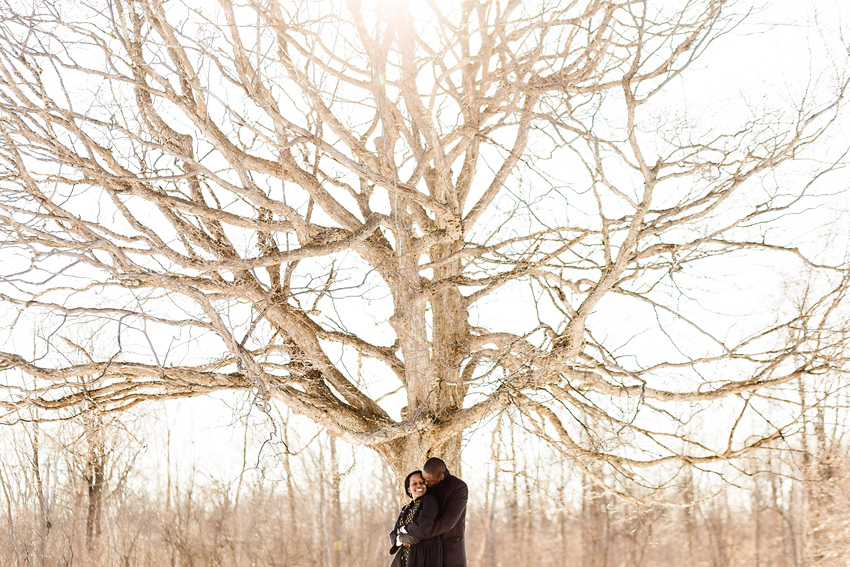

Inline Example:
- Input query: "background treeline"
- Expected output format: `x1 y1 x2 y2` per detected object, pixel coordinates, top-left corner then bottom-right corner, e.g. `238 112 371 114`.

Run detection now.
0 403 847 567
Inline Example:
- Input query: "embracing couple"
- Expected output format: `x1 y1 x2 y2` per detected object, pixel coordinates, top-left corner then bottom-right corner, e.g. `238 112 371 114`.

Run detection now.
389 457 468 567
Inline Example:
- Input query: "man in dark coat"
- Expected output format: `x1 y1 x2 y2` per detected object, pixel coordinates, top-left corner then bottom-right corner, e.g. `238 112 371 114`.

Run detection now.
417 457 468 567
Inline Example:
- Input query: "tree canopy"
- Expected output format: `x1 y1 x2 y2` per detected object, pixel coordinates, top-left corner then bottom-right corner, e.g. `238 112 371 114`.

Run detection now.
0 0 848 476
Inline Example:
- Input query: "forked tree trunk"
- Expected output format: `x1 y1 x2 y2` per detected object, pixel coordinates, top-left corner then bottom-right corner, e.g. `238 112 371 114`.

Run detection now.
375 210 470 484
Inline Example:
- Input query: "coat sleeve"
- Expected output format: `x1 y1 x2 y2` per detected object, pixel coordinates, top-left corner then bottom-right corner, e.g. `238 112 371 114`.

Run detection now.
389 511 402 554
426 481 468 538
403 494 439 541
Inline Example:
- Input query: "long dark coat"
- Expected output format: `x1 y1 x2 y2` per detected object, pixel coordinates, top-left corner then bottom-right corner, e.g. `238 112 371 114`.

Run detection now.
409 470 468 567
389 493 443 567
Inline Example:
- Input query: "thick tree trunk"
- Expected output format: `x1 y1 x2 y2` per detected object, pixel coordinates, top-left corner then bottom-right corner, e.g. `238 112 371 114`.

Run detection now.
380 237 468 481
377 433 464 491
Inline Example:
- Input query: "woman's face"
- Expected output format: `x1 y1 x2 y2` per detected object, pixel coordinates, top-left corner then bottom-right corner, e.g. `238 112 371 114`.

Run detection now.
409 473 427 500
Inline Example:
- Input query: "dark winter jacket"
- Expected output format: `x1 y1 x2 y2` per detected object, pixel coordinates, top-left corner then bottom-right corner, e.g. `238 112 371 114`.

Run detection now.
409 470 468 567
389 493 443 567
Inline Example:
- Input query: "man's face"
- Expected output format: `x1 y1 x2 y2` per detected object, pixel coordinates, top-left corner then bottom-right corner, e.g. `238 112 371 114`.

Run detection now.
422 470 444 488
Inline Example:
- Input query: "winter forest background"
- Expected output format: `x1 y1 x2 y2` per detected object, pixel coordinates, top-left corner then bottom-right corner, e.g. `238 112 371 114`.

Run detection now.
2 402 849 567
1 0 849 565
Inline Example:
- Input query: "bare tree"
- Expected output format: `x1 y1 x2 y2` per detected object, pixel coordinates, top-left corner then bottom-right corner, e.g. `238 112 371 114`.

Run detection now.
0 0 848 477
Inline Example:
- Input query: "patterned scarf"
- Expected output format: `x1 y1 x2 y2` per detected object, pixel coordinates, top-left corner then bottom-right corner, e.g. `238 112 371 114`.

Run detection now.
397 498 422 567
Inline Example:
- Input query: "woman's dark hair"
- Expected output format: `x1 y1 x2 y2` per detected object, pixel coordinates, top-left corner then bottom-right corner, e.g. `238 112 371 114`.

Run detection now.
404 470 424 499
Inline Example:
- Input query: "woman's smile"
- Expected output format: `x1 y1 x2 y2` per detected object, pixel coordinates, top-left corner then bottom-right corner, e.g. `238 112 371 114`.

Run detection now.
409 474 427 499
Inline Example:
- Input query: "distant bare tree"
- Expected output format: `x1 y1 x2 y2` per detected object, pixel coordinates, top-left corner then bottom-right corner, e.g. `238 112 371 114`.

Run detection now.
0 0 849 476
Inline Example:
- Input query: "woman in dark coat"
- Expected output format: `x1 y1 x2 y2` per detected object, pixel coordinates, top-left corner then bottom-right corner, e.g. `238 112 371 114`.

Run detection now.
389 470 443 567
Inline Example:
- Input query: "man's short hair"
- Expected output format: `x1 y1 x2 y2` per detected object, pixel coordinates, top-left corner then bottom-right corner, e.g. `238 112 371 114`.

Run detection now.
423 457 447 476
